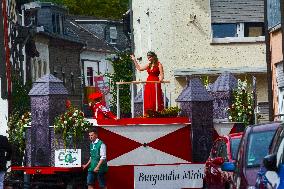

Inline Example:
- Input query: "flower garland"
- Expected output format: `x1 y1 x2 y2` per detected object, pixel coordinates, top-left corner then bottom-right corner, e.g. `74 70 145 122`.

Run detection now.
54 106 93 149
146 107 181 118
227 79 254 126
7 111 31 154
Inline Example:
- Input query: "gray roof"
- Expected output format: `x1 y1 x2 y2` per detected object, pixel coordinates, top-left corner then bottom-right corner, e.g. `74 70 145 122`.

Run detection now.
69 15 122 24
22 1 67 11
176 78 213 102
209 72 238 92
65 20 115 53
29 74 68 96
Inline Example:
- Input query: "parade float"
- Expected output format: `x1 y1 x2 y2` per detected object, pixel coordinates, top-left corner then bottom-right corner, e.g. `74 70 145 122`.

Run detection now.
10 72 247 189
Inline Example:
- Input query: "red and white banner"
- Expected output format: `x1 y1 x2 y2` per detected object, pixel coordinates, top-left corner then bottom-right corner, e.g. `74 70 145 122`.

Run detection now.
89 117 204 189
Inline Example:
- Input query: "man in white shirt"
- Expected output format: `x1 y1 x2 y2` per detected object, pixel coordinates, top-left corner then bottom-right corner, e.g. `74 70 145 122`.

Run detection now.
83 128 108 189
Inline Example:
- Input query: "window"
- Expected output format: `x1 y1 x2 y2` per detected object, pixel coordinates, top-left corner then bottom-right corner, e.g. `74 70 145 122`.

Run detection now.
278 88 284 121
244 23 264 37
231 138 241 160
109 26 117 44
56 14 60 34
212 22 264 39
43 61 47 75
87 67 94 86
70 72 75 92
217 141 228 161
52 14 56 33
212 24 237 38
38 60 42 78
246 131 275 168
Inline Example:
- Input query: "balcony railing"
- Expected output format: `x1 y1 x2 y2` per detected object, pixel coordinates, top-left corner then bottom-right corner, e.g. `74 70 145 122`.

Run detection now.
116 81 170 119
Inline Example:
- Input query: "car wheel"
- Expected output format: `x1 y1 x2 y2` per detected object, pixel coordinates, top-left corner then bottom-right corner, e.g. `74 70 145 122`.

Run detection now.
202 182 208 189
225 183 233 189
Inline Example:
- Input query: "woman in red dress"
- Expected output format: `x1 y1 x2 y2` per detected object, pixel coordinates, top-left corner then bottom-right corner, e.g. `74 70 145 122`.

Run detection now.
131 51 164 113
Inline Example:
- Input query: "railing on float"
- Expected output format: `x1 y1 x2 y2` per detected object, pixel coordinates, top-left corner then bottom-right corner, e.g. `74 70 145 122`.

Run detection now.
115 81 171 119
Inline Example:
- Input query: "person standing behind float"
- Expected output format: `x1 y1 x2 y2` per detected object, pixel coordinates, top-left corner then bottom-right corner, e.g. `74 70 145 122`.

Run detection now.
0 135 11 189
83 128 108 189
130 51 164 114
88 92 117 123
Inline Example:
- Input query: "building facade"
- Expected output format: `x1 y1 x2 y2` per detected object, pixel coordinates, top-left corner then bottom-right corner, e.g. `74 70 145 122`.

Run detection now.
266 0 283 119
23 2 85 107
131 0 267 111
23 2 131 108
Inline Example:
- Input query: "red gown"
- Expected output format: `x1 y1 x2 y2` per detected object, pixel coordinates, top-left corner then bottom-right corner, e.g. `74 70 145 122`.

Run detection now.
144 62 164 113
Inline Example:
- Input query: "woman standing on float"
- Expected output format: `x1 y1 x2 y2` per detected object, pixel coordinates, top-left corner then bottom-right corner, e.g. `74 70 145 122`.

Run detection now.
131 51 164 113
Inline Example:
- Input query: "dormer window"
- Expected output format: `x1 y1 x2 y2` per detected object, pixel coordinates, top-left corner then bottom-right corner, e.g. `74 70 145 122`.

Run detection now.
52 14 56 33
52 13 63 34
109 26 117 44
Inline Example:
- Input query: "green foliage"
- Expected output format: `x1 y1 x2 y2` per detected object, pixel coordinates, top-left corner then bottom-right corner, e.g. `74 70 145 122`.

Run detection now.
228 79 254 126
146 107 181 118
105 52 134 116
7 111 30 155
54 106 92 148
200 76 211 89
11 77 32 115
39 0 129 19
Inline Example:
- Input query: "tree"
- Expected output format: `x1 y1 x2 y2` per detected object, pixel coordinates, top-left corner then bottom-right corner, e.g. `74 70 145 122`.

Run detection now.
105 52 134 117
39 0 129 19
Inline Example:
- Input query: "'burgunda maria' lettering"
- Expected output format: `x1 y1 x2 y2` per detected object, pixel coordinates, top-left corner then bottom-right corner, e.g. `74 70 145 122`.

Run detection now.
139 170 180 185
138 168 204 186
182 168 204 180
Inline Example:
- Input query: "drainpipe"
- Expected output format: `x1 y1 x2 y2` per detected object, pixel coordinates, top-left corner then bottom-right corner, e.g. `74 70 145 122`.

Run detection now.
3 0 12 114
264 0 273 121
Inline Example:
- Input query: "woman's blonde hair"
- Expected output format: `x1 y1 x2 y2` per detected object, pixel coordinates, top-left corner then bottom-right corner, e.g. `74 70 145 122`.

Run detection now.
147 51 158 67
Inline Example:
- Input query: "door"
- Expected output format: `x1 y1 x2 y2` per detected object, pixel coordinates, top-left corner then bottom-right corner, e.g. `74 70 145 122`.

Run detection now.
84 61 99 86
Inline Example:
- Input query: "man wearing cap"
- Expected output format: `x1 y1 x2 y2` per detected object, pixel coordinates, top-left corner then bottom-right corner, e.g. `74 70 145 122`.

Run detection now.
88 92 117 121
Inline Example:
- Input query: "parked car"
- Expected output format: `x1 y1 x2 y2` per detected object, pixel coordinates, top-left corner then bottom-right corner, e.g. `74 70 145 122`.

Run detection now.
255 123 284 189
222 122 280 189
203 132 243 189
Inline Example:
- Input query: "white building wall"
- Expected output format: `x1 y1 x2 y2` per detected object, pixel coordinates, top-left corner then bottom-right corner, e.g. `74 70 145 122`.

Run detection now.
31 38 50 81
0 79 8 137
80 50 114 106
80 50 114 80
132 0 266 105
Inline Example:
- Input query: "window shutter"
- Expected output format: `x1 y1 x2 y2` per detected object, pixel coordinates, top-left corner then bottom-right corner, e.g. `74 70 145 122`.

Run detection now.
210 0 264 23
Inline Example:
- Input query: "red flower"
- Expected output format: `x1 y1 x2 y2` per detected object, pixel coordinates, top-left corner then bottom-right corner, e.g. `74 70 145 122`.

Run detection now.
66 100 72 109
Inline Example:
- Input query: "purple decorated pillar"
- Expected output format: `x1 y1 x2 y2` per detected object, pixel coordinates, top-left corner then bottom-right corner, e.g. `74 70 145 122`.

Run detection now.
176 78 214 162
208 71 238 120
27 74 68 166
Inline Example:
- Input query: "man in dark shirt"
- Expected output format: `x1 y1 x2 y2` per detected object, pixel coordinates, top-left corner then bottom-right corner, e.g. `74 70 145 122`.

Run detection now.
0 135 11 189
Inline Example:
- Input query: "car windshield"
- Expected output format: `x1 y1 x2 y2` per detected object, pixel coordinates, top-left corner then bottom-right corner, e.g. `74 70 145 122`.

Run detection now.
247 131 275 168
231 138 241 160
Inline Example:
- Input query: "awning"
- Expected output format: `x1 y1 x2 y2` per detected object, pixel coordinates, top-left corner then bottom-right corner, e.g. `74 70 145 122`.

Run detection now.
174 66 267 77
